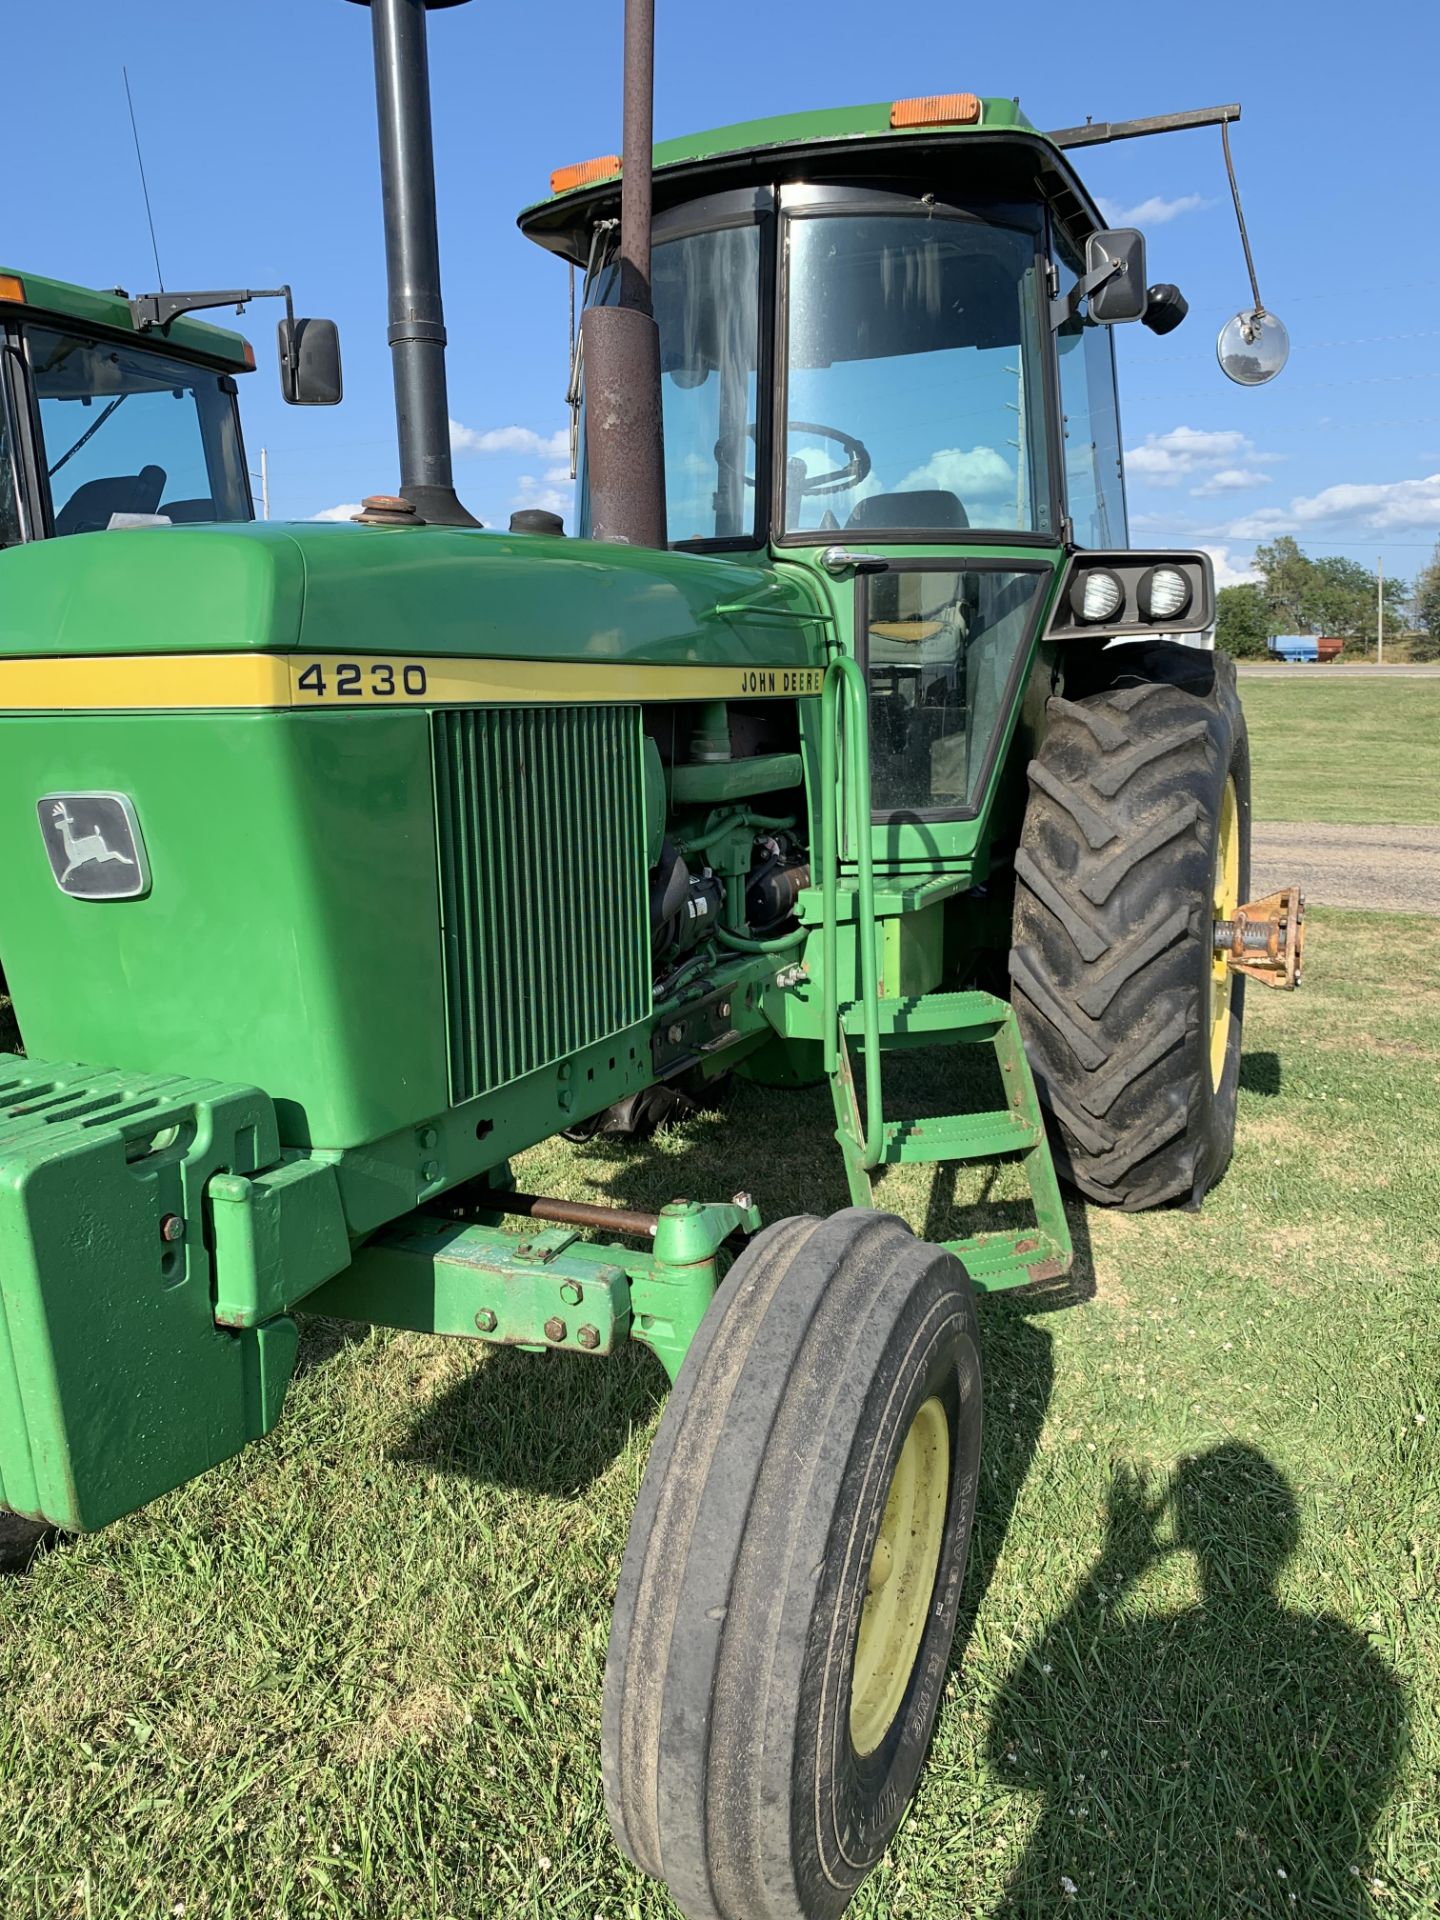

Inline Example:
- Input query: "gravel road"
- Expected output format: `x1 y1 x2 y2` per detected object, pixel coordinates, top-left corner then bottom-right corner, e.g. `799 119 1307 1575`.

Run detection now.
1252 822 1440 915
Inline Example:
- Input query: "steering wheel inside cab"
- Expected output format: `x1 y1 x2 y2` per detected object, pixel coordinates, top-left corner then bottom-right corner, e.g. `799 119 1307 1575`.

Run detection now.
716 421 873 499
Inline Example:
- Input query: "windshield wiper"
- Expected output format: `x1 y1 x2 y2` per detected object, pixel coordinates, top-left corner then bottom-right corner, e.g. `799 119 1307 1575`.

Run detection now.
47 394 129 480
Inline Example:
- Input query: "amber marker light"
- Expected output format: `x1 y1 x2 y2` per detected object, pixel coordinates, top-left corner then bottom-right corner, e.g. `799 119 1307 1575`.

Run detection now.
550 154 622 195
0 274 26 303
242 340 256 371
890 93 982 129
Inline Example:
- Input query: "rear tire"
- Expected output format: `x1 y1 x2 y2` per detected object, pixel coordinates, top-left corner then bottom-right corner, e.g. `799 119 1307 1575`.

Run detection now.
1010 642 1250 1210
603 1209 982 1920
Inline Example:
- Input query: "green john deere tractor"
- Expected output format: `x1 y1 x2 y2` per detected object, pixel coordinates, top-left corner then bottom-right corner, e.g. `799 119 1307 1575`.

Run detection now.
0 3 1304 1913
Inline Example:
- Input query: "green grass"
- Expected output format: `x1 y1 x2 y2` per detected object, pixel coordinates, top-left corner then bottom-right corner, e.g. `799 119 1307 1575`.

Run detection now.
1240 679 1440 825
2 907 1438 1919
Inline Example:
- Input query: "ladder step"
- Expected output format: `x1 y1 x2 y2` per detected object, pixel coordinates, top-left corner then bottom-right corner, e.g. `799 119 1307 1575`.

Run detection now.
841 990 1010 1039
945 1229 1070 1290
879 1110 1042 1164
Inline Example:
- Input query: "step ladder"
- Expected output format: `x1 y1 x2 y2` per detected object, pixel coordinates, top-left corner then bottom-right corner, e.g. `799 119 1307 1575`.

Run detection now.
819 658 1072 1293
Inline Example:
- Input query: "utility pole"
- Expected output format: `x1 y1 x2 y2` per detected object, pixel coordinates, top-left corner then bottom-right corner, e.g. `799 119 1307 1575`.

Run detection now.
1378 554 1384 664
260 447 270 522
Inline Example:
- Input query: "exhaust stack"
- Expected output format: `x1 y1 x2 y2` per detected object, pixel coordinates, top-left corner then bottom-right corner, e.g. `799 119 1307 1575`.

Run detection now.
351 0 478 527
580 0 667 548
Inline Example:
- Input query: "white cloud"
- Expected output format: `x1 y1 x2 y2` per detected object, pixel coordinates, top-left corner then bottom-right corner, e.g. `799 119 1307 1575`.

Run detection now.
895 445 1014 505
1126 426 1254 484
1225 472 1440 539
1191 466 1273 497
1203 545 1261 589
1096 192 1211 227
512 472 570 521
542 464 573 486
311 502 364 521
450 420 569 459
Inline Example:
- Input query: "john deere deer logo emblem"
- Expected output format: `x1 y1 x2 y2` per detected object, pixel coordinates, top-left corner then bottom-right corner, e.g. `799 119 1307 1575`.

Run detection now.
37 793 151 900
50 802 135 885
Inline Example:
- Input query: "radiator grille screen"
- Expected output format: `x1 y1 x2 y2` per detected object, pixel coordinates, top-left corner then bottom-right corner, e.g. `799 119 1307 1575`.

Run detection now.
432 706 650 1104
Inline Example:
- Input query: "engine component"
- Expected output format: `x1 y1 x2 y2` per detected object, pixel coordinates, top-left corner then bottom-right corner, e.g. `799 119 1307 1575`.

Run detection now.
744 832 810 935
650 838 724 963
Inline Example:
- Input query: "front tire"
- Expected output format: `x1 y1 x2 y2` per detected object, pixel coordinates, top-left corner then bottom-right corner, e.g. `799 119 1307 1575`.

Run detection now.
1010 642 1250 1210
603 1210 982 1920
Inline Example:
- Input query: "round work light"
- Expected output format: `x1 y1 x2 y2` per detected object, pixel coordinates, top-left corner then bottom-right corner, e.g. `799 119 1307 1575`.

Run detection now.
1137 565 1192 622
1070 568 1125 624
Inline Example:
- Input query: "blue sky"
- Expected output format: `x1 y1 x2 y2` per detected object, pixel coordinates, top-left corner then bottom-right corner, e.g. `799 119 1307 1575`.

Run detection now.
8 0 1435 590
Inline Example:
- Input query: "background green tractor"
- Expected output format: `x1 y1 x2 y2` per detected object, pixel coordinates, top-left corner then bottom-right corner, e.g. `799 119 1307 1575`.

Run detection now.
0 267 340 1054
0 2 1302 1913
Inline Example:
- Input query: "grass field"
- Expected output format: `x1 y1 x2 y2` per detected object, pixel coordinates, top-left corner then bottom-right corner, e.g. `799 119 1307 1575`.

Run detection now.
1239 678 1440 825
2 906 1437 1920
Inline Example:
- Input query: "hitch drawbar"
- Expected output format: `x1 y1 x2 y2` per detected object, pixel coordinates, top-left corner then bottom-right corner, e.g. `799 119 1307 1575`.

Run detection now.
1214 885 1306 990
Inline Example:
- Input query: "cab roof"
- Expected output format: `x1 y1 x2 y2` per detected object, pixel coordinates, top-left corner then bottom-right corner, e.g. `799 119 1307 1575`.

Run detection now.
519 94 1104 264
0 268 253 371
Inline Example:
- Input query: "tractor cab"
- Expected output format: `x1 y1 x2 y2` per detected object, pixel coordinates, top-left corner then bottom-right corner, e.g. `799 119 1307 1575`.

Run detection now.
0 271 340 546
522 96 1198 864
0 272 260 544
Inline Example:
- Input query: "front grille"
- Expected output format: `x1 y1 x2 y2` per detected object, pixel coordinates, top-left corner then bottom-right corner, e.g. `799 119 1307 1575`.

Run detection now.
432 705 650 1104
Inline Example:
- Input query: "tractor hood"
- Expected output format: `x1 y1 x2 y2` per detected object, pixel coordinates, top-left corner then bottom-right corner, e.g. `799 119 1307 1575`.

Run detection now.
0 521 827 679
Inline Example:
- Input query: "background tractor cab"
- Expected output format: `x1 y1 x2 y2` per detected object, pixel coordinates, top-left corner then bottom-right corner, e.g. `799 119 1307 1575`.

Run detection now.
0 271 339 548
522 97 1214 870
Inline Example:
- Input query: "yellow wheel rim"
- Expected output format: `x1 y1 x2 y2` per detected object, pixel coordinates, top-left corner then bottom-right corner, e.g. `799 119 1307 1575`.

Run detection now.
850 1396 950 1757
1210 775 1241 1090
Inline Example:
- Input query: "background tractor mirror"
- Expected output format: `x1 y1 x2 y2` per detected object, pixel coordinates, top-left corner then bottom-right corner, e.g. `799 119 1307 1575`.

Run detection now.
1085 228 1148 323
278 317 343 406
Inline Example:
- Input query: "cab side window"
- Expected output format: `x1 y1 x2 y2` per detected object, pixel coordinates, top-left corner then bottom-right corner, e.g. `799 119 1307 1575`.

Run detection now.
0 369 22 547
1053 231 1128 548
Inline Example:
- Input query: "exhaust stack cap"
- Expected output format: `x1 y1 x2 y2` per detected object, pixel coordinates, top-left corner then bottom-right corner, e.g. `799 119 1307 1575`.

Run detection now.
509 508 565 536
352 494 425 527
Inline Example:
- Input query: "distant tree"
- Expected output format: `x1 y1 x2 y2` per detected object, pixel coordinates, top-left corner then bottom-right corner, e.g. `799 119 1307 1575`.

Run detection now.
1414 540 1440 663
1253 536 1312 632
1252 536 1408 656
1215 583 1272 658
1307 554 1375 640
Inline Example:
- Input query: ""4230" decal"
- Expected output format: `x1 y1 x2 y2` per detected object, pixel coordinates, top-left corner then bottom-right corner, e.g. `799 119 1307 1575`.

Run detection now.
293 659 429 701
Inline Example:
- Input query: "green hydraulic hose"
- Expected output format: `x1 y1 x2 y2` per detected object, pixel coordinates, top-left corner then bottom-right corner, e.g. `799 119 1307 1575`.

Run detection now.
714 921 807 955
681 809 795 860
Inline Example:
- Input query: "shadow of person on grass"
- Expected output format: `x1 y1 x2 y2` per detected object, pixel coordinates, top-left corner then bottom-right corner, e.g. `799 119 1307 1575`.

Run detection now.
986 1444 1405 1918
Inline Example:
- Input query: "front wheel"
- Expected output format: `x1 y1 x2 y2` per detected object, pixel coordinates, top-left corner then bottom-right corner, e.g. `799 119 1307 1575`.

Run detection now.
602 1209 982 1920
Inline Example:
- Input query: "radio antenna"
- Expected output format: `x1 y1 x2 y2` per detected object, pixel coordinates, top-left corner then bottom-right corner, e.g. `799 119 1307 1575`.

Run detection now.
123 66 165 292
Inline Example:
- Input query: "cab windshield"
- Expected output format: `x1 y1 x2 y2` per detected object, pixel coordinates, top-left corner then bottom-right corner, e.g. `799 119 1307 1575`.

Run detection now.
578 193 1056 546
783 207 1052 539
25 326 251 536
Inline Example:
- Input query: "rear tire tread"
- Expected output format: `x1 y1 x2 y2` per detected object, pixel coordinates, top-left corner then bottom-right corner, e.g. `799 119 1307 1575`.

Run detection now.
1010 642 1249 1211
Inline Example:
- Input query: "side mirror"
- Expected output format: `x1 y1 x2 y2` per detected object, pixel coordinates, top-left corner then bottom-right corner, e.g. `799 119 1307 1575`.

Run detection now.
278 317 343 406
1085 228 1147 324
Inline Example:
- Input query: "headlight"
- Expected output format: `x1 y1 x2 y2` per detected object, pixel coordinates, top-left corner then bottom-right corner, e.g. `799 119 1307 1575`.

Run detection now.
1137 565 1192 622
1070 568 1125 624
